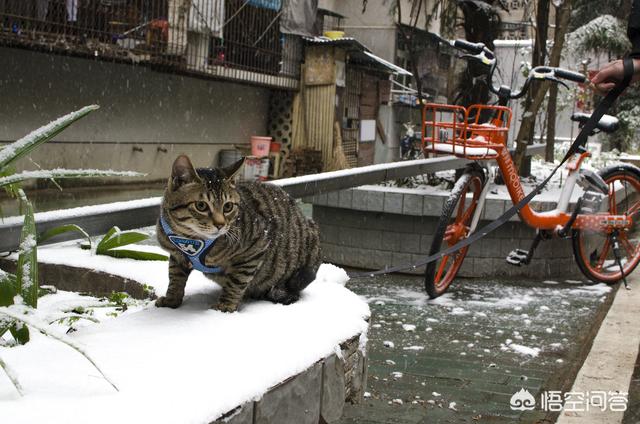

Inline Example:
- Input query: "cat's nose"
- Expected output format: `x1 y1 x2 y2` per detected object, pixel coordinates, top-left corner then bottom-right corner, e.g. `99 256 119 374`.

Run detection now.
212 212 225 229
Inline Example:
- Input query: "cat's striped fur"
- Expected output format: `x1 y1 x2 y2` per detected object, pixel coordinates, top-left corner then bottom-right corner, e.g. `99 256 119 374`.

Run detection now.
156 155 321 312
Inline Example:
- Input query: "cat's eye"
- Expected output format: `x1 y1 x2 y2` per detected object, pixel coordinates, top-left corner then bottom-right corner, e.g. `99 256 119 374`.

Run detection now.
194 201 208 212
223 202 234 213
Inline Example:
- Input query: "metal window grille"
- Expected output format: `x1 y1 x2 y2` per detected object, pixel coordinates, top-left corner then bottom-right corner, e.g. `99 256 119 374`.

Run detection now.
0 0 301 89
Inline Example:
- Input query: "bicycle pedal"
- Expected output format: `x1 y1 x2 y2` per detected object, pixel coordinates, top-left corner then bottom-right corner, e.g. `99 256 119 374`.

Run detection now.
506 249 529 266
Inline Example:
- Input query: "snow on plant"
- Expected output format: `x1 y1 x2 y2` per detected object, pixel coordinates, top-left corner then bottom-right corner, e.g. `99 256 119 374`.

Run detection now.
0 105 142 394
0 305 119 394
93 226 168 261
566 15 630 58
566 15 639 153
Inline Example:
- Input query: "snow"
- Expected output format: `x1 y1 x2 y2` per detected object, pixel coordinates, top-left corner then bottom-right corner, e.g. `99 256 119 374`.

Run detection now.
493 39 532 47
403 345 424 351
0 169 141 188
401 324 416 332
0 197 162 226
508 344 541 357
0 245 370 424
271 157 445 188
8 241 170 292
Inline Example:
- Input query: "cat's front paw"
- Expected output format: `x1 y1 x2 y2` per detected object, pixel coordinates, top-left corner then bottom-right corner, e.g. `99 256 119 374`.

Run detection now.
155 296 183 309
211 301 238 313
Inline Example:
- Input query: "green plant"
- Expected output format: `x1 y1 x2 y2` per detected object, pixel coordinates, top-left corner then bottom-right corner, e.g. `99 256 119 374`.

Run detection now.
38 224 92 249
567 14 638 152
0 105 139 395
95 226 168 261
108 291 129 311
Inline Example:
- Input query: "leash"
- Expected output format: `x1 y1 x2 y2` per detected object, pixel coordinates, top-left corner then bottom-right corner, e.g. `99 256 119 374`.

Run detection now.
349 58 634 279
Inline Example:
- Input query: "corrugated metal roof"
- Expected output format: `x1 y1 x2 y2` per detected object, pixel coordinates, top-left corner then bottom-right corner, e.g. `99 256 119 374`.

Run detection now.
303 36 412 76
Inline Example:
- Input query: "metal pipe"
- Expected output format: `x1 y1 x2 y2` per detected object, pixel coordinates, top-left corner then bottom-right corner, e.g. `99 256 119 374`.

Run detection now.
0 144 546 252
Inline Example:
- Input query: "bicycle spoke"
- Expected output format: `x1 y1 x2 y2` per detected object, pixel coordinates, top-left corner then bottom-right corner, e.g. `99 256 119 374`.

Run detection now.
435 256 450 282
626 201 640 217
460 199 477 224
456 191 467 221
610 184 617 214
594 238 611 271
619 233 636 257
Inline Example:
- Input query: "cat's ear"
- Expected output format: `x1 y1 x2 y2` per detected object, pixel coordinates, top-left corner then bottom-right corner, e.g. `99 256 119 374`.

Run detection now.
222 157 245 181
170 155 200 190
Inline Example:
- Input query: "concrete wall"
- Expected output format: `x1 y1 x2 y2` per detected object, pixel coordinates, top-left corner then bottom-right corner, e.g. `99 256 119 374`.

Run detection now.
319 0 439 63
307 187 582 279
0 47 271 181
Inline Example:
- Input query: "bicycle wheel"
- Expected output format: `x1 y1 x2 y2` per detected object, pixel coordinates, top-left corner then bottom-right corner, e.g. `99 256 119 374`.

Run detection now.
424 167 484 298
572 164 640 284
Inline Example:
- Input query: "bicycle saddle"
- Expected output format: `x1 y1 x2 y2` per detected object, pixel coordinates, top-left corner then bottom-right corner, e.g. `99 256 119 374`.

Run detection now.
570 112 619 133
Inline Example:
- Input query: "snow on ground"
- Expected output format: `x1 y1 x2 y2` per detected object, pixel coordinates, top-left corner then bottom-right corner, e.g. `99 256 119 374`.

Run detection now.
0 243 370 424
360 280 612 363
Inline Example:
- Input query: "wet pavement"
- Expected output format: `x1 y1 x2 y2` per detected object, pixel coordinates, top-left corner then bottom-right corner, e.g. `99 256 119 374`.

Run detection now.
340 274 615 423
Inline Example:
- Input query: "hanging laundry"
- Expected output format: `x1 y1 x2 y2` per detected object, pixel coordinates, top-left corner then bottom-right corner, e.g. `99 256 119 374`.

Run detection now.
188 0 224 36
66 0 78 22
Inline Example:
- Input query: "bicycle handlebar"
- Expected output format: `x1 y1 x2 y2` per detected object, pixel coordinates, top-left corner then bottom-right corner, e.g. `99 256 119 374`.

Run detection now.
452 39 485 55
554 68 587 84
448 38 586 100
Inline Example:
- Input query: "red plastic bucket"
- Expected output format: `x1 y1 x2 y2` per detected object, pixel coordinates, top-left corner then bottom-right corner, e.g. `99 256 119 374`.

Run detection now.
270 141 281 153
251 136 272 157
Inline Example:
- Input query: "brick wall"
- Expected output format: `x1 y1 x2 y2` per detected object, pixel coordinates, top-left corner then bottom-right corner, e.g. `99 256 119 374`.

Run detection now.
307 186 582 279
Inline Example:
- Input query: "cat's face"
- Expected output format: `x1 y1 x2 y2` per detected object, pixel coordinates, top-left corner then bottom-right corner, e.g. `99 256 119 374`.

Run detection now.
163 155 244 239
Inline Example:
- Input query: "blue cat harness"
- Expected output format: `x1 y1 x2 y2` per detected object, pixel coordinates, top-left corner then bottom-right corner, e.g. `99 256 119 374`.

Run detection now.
160 214 224 274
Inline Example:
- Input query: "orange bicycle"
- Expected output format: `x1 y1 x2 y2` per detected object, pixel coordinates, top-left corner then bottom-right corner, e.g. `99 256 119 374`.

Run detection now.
422 40 640 298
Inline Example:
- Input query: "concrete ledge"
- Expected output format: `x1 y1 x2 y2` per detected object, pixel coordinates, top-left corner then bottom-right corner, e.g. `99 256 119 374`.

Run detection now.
305 185 566 220
0 258 367 424
0 259 155 300
213 335 367 424
557 278 640 424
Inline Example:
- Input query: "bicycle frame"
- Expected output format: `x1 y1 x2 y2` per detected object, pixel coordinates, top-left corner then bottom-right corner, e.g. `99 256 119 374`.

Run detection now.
473 141 634 234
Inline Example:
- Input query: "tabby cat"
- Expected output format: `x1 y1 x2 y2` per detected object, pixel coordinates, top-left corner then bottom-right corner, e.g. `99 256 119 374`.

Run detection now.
156 155 321 312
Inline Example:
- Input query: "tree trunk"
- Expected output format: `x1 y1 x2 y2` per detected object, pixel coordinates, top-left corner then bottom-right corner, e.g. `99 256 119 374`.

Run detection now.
513 0 550 173
545 0 572 162
546 83 558 161
513 0 573 171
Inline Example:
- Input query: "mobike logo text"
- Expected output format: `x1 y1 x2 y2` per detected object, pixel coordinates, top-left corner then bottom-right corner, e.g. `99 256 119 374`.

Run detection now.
499 147 525 201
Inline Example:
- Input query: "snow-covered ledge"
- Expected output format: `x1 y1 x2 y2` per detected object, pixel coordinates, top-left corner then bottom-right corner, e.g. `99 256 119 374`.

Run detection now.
0 243 370 424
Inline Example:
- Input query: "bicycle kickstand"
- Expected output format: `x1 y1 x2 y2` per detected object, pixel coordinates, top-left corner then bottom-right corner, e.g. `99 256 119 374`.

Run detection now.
610 231 630 290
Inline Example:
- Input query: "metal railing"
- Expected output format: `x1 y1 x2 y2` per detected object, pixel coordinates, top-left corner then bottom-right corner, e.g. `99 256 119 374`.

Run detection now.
0 144 546 252
0 0 301 89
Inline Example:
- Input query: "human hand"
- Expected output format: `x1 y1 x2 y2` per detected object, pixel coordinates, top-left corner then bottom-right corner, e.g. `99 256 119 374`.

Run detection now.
591 59 640 94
